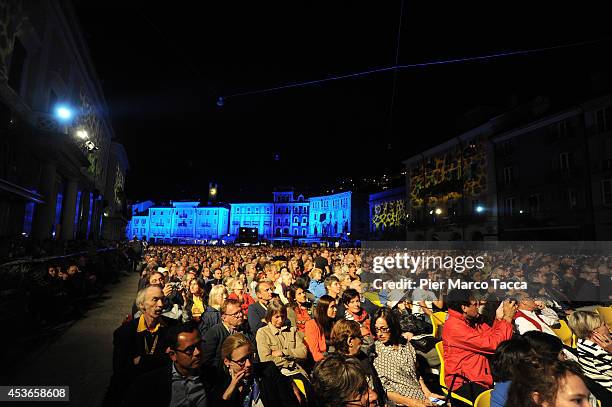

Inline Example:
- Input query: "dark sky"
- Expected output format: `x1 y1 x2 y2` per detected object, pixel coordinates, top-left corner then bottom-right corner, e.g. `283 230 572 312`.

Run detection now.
72 1 612 202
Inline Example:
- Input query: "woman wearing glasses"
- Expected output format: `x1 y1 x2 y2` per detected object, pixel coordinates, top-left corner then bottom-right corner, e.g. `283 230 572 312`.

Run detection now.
331 319 386 406
304 295 337 362
372 307 445 407
216 333 302 406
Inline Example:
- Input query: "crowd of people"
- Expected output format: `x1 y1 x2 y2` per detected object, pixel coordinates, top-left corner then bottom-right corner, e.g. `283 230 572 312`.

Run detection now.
103 245 611 406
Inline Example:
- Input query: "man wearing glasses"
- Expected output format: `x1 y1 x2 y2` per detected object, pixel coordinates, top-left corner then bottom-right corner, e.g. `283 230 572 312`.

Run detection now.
442 289 517 403
202 298 250 372
124 321 209 406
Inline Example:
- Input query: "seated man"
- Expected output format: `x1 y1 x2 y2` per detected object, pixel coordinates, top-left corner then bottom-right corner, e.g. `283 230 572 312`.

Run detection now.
247 280 274 335
513 292 560 336
201 298 247 371
442 290 516 402
124 321 209 407
104 286 174 406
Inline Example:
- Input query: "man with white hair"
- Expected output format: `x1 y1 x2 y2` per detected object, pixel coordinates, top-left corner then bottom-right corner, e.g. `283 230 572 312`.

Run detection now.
104 286 174 406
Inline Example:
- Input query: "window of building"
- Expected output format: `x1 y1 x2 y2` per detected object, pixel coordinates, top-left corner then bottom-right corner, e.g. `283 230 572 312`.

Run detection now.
302 217 307 224
557 120 569 138
503 167 514 184
266 207 270 213
293 217 298 224
528 194 541 213
22 201 35 236
500 140 513 155
255 207 259 213
8 37 26 94
567 189 577 209
236 208 240 213
602 159 612 171
596 107 612 133
504 197 516 215
293 228 298 235
247 208 251 213
602 179 612 206
559 152 571 171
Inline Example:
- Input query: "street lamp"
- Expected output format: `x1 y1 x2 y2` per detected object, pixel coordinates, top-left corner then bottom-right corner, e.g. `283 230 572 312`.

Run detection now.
76 129 89 139
54 104 74 122
475 205 485 213
434 208 443 215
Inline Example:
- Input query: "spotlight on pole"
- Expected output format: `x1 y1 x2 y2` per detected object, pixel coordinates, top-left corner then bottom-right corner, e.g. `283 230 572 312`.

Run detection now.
54 104 74 122
76 129 89 139
475 205 484 213
435 208 443 215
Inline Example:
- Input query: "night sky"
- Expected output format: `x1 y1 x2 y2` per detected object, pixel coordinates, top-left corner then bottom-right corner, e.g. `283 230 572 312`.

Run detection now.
72 1 612 203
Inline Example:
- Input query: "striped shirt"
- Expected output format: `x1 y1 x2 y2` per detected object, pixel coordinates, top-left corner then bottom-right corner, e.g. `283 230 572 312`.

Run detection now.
576 339 612 392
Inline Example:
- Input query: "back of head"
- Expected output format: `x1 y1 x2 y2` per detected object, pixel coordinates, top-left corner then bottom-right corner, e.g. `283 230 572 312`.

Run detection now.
312 354 368 407
491 338 532 382
331 319 361 354
522 330 563 360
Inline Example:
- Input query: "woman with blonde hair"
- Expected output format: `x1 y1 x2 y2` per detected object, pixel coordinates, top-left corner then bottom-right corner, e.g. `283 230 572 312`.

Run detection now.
567 310 612 398
198 284 227 335
227 275 255 316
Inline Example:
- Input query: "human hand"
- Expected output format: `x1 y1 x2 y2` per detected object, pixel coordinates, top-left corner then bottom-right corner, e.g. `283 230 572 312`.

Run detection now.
502 300 517 321
133 356 141 365
271 350 283 357
162 284 173 297
591 331 612 352
534 300 545 310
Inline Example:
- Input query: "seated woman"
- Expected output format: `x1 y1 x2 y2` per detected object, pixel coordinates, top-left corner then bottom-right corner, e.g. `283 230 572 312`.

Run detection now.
331 319 386 405
304 295 337 362
286 282 311 333
255 299 308 378
567 310 612 400
312 353 379 407
507 356 593 407
186 277 206 321
341 288 372 342
227 277 255 317
216 333 301 406
372 307 444 407
198 284 227 335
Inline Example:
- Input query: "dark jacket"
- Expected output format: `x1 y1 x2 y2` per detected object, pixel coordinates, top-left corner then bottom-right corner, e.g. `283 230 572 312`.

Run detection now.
247 302 267 335
123 364 173 407
199 306 221 336
212 361 301 407
201 323 232 371
103 317 173 407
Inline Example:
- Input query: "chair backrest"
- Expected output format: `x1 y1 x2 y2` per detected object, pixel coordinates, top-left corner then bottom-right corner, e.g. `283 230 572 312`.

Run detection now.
431 311 447 337
435 341 446 390
474 389 492 407
553 320 573 347
596 306 612 329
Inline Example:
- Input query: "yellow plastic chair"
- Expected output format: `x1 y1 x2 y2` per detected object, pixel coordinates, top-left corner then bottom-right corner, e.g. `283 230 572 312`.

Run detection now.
596 306 612 329
431 311 447 338
552 320 574 347
435 341 474 406
363 291 382 307
474 390 491 407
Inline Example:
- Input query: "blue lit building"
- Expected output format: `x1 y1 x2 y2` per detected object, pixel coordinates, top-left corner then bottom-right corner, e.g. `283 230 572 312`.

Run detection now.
229 203 274 238
126 190 367 242
127 201 229 241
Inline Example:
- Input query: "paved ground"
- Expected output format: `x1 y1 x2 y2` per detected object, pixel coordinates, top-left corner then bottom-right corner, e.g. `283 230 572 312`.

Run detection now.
8 272 140 407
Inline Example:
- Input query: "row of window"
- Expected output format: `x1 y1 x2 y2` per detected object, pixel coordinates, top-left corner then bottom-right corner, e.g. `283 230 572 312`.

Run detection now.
502 155 612 184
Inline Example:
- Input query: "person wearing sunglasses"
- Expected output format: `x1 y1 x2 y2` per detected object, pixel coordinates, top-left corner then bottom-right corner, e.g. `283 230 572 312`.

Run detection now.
123 321 209 407
214 333 301 406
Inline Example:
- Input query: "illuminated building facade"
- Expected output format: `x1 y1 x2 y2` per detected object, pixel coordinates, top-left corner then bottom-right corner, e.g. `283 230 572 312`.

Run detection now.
229 203 273 238
369 187 407 240
128 201 229 241
126 190 368 242
272 192 309 238
0 1 127 241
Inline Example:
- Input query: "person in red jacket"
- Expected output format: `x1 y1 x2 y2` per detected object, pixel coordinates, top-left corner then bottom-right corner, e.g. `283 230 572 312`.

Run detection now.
441 290 517 402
